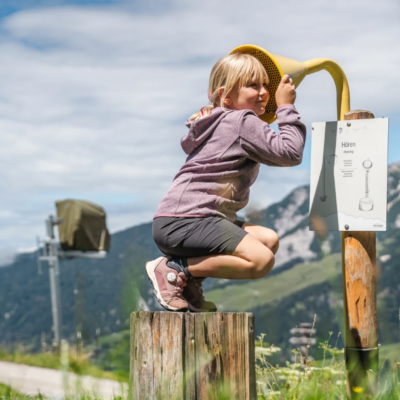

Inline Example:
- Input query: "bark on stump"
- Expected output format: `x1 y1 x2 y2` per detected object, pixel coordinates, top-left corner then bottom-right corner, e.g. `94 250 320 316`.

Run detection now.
130 311 256 400
342 110 379 399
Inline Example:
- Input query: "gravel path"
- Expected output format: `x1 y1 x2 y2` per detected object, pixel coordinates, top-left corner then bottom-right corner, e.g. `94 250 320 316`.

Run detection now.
0 361 128 399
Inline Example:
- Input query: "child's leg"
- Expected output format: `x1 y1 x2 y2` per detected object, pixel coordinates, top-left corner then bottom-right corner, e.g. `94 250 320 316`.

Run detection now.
187 232 275 280
150 217 279 311
241 222 280 254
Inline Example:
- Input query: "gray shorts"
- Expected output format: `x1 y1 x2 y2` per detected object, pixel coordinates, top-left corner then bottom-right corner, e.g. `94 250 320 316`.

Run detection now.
153 216 247 258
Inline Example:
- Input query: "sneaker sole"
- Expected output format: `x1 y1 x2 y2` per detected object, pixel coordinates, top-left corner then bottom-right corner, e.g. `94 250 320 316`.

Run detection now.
146 259 188 312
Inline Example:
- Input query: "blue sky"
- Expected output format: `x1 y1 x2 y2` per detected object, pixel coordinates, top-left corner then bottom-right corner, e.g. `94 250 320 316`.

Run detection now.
0 0 399 262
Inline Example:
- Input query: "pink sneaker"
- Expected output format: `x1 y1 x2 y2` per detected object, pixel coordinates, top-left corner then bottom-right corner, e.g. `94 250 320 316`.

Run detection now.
146 257 191 312
183 278 217 312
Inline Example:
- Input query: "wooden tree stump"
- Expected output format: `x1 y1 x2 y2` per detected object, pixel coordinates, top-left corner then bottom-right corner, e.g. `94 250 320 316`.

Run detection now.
130 311 256 400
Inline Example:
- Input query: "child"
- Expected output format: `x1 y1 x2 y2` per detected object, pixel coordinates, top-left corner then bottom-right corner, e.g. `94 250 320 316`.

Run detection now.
146 52 306 312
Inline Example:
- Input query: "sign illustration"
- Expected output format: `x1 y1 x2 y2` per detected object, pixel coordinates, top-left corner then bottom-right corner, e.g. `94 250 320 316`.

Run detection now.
360 159 373 211
309 118 388 231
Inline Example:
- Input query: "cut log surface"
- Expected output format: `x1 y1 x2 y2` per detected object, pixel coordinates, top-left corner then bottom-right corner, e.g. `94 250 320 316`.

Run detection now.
130 311 256 400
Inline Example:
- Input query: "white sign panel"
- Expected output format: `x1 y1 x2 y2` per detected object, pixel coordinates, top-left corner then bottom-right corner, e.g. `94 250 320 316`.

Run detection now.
309 118 388 231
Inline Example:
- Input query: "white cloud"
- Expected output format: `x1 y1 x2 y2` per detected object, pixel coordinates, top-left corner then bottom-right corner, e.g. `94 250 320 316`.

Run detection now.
0 0 399 257
0 248 17 267
18 246 38 253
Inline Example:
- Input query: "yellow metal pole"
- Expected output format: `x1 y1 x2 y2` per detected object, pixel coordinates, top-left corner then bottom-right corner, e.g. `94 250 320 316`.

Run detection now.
303 58 350 120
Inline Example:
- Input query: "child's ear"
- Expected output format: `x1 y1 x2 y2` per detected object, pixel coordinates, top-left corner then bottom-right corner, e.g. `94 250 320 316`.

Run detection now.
218 87 225 100
218 87 232 106
223 95 232 106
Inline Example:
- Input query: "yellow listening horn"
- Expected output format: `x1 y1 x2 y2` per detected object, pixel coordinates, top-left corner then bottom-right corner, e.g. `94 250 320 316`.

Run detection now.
229 44 350 123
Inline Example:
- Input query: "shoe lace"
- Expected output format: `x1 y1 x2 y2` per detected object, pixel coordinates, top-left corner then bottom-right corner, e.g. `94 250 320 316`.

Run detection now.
176 274 188 287
171 273 188 298
173 285 184 298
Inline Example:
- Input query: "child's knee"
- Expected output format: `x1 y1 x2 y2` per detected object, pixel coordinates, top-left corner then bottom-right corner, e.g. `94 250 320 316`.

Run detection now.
270 233 279 254
257 228 279 254
248 251 275 279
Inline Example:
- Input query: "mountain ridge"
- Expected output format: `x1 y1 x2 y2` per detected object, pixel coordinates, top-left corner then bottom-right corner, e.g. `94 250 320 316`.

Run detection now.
1 162 400 353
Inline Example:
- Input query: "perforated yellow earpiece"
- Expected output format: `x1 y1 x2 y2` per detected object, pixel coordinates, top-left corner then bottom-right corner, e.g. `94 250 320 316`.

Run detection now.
229 44 350 123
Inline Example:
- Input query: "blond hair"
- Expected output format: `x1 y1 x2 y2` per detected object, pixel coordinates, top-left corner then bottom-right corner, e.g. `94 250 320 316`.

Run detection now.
189 53 269 121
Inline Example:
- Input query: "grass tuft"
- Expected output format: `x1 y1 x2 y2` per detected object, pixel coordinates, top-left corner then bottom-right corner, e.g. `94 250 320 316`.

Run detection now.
0 348 127 383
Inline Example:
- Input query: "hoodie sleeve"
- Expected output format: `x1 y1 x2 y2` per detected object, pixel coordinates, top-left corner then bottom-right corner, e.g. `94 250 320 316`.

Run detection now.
238 105 307 167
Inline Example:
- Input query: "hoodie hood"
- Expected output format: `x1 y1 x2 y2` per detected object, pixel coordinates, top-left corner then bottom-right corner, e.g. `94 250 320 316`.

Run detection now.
181 107 230 155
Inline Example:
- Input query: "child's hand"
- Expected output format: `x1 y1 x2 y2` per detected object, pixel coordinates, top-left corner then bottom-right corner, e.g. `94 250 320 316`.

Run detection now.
275 75 296 107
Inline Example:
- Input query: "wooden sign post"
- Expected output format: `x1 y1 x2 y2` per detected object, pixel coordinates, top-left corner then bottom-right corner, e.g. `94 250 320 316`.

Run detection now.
342 110 379 399
309 108 385 398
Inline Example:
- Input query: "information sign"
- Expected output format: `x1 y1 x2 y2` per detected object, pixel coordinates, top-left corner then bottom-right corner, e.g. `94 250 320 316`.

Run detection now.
309 118 388 231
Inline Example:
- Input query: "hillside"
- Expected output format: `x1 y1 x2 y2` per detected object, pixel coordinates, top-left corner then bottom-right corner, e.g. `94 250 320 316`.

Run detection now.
0 222 163 348
1 162 400 355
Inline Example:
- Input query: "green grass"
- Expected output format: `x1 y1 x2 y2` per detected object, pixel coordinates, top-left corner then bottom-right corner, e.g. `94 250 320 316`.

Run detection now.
1 382 125 399
2 342 400 399
0 348 128 383
310 343 398 373
0 384 15 398
0 383 44 399
378 342 400 367
92 330 130 378
205 254 342 312
256 334 400 400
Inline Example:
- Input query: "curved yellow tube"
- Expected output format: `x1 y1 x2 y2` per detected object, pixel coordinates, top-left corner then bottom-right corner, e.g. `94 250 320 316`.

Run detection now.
304 58 350 121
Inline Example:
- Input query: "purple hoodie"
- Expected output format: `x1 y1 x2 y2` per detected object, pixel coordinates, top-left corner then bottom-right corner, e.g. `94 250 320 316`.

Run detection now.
154 105 306 222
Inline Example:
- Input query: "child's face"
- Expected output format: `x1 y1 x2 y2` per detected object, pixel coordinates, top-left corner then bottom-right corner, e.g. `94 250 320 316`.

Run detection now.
227 81 270 116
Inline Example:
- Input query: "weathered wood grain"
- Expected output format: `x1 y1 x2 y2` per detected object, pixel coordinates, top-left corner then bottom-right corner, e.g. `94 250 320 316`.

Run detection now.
130 312 155 400
246 313 256 398
130 311 256 400
194 312 222 399
343 233 378 348
344 110 375 120
155 312 185 399
342 110 378 350
184 313 196 400
342 110 379 398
